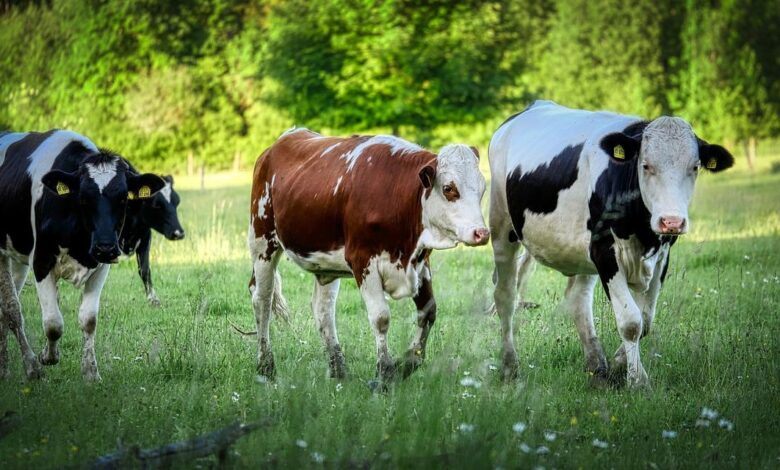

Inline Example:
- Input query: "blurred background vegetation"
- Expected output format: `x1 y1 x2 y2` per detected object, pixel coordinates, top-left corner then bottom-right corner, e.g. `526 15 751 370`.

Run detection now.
1 0 779 173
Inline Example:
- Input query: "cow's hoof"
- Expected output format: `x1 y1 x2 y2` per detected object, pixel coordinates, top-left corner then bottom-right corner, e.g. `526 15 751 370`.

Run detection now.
39 348 60 366
500 349 520 382
82 371 102 382
397 349 424 379
588 367 610 388
256 354 276 380
148 296 161 308
376 359 397 383
328 346 347 379
367 379 389 394
25 358 44 381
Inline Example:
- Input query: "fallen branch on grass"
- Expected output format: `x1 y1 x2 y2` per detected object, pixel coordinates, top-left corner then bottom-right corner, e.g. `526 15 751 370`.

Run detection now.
90 419 271 469
229 320 257 336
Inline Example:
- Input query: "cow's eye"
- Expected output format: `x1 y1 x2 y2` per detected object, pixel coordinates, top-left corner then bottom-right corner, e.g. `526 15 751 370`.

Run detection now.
642 162 653 173
692 164 701 173
442 183 460 202
443 185 453 193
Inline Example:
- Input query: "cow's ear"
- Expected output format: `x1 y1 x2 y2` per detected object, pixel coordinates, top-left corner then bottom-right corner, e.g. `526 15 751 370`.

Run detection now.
469 146 480 160
41 170 80 198
419 165 436 189
127 173 166 200
697 139 734 172
600 132 640 162
163 174 174 184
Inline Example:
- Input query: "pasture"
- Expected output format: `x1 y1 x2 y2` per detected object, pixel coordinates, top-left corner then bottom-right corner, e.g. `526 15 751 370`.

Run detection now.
1 158 779 469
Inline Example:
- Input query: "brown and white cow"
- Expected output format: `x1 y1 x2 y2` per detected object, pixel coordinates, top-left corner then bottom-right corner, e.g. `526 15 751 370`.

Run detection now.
248 128 488 383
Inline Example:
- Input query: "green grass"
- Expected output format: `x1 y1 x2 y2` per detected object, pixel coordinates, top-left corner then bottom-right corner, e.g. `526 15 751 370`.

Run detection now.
1 159 779 469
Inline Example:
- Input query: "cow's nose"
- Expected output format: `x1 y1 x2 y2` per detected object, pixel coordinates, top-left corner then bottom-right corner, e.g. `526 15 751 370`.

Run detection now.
659 216 686 234
170 229 185 240
473 228 490 245
92 243 120 262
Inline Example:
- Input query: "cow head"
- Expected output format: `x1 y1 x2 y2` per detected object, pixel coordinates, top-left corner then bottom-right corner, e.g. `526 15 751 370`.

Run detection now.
419 144 489 247
136 175 185 240
600 117 733 235
41 152 165 263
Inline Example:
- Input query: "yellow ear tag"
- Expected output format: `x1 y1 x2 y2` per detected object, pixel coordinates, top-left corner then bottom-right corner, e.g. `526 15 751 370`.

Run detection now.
613 145 625 160
56 181 70 196
138 186 151 198
706 158 717 169
128 191 136 200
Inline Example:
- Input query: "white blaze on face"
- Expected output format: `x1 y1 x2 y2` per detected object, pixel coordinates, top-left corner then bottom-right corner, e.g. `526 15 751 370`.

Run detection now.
160 181 172 203
421 144 488 247
86 161 118 193
638 117 700 234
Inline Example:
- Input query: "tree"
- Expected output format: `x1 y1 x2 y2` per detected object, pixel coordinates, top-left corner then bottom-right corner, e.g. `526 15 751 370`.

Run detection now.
262 0 531 136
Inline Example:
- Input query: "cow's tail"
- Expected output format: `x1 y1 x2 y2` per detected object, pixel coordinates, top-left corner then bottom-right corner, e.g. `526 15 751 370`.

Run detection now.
271 270 291 323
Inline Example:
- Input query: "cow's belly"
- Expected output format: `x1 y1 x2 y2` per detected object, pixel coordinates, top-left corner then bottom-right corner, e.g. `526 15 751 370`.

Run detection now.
285 248 352 279
520 209 596 276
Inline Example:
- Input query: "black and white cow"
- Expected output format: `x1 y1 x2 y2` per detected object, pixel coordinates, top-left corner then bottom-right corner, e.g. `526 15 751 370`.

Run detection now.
119 166 184 306
0 130 164 381
489 101 733 388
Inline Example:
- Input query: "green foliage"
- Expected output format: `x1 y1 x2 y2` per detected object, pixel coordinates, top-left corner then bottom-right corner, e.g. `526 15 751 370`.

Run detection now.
0 0 779 169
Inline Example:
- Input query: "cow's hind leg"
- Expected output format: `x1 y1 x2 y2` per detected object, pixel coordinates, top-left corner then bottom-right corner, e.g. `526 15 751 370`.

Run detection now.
312 277 346 378
249 234 281 379
516 252 539 309
565 275 608 385
491 227 521 381
0 261 30 378
400 262 436 379
359 266 395 384
0 253 41 380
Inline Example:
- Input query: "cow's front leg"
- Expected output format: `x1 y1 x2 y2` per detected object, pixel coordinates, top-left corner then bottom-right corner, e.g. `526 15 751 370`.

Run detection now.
78 264 109 381
0 254 41 380
400 263 436 378
359 269 395 383
592 241 648 389
564 274 608 384
614 248 670 377
0 262 30 378
135 233 160 307
36 273 64 366
312 277 347 378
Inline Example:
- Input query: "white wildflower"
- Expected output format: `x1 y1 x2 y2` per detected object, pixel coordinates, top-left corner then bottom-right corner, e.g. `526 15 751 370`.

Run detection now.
512 422 527 434
536 446 550 455
718 418 734 431
311 451 325 463
743 255 750 260
295 439 308 448
460 377 482 388
592 438 608 449
528 364 536 369
112 356 121 361
488 364 498 371
255 375 269 384
461 391 475 399
458 423 475 433
695 419 711 428
662 430 678 439
519 442 531 454
701 407 718 420
544 431 556 442
231 392 240 403
335 383 343 392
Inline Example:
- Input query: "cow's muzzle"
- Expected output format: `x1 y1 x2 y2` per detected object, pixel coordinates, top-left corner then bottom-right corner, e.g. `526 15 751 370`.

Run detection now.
166 229 185 241
91 243 121 263
658 216 687 235
464 227 491 246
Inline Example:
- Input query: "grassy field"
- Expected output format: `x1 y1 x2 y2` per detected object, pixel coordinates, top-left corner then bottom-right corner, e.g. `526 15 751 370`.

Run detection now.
1 158 779 469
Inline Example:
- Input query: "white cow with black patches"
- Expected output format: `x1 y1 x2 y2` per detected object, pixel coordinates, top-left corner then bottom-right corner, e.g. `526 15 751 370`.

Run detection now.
0 130 164 381
489 101 734 388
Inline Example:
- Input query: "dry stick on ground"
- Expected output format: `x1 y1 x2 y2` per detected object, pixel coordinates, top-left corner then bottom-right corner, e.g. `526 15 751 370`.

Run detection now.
90 419 271 469
229 320 257 336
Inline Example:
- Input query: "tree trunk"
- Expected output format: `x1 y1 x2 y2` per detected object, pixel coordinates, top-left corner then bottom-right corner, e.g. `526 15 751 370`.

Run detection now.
746 136 757 172
391 124 399 136
187 151 195 176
